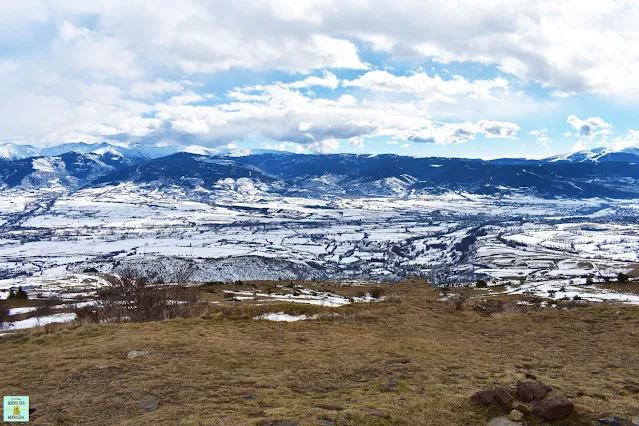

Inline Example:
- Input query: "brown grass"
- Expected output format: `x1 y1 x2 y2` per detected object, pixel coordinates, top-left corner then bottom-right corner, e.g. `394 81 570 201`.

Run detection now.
1 284 639 425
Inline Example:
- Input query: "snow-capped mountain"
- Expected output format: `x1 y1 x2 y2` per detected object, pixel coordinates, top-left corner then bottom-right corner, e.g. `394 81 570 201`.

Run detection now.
0 142 285 162
92 152 279 190
0 143 41 160
1 145 639 198
0 151 136 190
543 147 639 163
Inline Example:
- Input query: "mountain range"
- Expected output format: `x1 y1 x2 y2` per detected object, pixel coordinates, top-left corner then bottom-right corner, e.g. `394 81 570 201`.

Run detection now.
1 142 639 199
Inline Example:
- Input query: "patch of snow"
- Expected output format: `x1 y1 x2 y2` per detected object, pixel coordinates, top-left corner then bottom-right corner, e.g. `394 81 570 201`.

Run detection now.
254 312 315 322
2 313 77 330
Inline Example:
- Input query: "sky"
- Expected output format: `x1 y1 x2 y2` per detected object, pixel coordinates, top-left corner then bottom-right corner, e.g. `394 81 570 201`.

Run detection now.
0 0 638 159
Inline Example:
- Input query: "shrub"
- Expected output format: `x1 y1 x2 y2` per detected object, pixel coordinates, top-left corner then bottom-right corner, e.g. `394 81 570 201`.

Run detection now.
0 305 11 328
617 272 630 283
585 278 594 285
34 298 59 317
91 268 201 323
7 287 28 300
447 292 467 311
370 287 384 299
472 300 504 316
223 293 238 301
573 295 582 301
475 279 488 288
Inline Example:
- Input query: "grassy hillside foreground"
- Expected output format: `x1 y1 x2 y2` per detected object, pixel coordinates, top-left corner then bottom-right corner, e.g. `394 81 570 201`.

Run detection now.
1 283 639 425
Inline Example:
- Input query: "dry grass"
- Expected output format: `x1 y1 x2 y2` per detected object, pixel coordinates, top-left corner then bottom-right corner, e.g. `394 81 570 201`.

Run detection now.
1 284 639 426
597 281 639 296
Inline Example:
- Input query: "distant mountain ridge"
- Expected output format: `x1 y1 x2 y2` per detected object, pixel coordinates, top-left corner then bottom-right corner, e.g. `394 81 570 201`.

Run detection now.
0 142 262 161
2 141 639 164
1 143 639 199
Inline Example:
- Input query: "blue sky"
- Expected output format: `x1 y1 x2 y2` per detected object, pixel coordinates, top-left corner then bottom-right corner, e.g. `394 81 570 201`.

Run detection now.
0 0 638 158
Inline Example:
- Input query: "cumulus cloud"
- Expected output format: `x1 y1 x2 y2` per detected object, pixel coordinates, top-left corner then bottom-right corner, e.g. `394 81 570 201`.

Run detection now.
567 115 612 138
571 140 589 152
348 136 365 148
4 0 633 153
287 71 340 90
2 0 639 97
536 136 552 145
551 91 577 98
307 138 341 153
343 70 509 101
612 130 639 150
405 120 520 144
477 120 520 139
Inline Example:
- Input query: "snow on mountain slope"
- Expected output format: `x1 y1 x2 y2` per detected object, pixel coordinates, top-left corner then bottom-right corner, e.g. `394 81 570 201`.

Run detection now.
545 147 639 163
0 143 40 160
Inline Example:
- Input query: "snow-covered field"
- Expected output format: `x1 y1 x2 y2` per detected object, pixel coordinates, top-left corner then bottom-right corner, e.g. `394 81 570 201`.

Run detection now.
0 183 638 300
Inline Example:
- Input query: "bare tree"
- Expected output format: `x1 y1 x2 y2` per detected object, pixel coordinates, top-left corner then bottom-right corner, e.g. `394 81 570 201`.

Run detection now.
91 267 201 323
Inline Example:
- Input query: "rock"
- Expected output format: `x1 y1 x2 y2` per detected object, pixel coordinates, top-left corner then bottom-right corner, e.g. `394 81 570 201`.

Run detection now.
318 420 336 426
94 364 114 369
258 421 300 426
470 387 513 408
495 387 515 407
597 417 623 426
471 389 497 405
137 396 159 411
399 357 410 364
509 410 524 421
524 373 538 380
244 395 256 401
488 416 521 426
598 417 638 426
516 381 552 403
360 408 389 418
127 350 150 358
512 403 531 414
382 378 399 391
532 397 574 420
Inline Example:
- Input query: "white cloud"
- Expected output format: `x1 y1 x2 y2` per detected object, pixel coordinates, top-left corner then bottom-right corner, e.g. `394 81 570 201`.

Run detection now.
337 94 357 107
287 71 340 90
307 138 340 153
476 120 521 139
54 22 140 81
386 140 398 145
529 130 541 136
263 141 307 153
551 91 577 98
171 33 367 74
563 132 572 137
404 120 520 144
571 140 589 152
348 136 365 148
343 70 509 102
612 130 639 150
536 136 552 145
130 80 187 99
167 92 205 106
567 115 612 139
2 0 639 98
